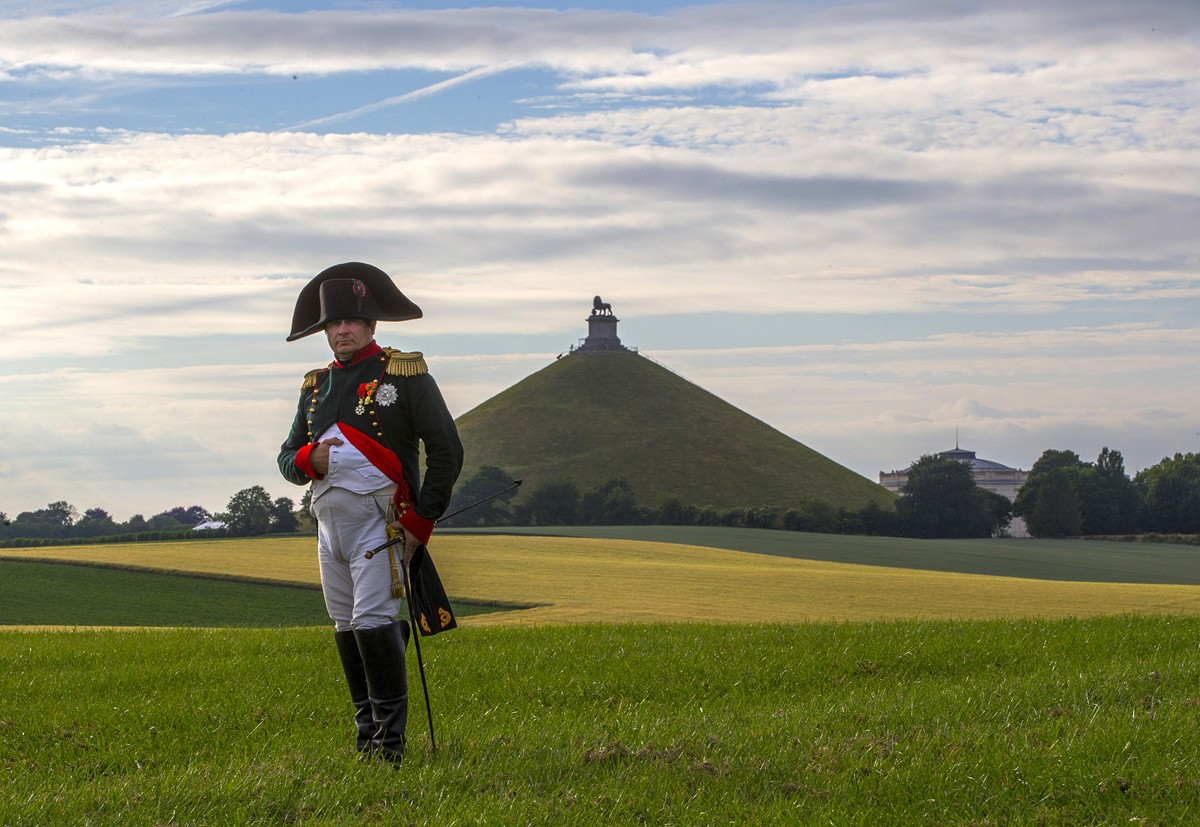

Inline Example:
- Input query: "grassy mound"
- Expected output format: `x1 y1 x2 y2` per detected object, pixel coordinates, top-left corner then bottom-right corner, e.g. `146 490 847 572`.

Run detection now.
454 351 893 511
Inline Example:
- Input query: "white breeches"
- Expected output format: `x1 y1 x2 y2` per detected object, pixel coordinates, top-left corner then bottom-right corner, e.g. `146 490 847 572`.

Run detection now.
311 485 402 632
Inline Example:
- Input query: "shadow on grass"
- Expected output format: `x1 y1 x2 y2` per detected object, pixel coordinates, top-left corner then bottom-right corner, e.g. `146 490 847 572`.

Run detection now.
0 558 527 627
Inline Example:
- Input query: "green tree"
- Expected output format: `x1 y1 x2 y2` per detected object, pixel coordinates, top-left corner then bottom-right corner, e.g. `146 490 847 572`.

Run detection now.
1016 447 1138 537
896 454 1002 538
576 487 603 525
76 508 118 537
45 500 78 529
527 478 579 526
296 488 316 533
745 506 780 530
122 514 149 533
1028 468 1084 537
720 506 752 528
782 500 840 534
147 511 189 531
1015 450 1086 537
222 486 275 536
578 478 639 525
1135 453 1200 534
162 505 213 527
657 498 699 526
444 466 519 526
1084 447 1140 534
270 496 298 533
978 488 1014 537
852 500 901 536
11 501 79 538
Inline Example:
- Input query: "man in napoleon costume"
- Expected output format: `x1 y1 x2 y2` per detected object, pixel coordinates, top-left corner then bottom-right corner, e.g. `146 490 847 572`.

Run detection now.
279 262 463 763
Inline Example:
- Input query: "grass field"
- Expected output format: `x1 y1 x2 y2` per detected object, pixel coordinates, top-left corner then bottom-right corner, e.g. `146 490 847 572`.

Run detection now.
0 559 331 627
0 559 508 627
483 525 1200 584
5 530 1200 824
4 531 1200 627
4 618 1200 825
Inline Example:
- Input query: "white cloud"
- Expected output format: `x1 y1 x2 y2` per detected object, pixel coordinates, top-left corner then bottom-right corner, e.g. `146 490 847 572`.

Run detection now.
0 1 1192 93
2 124 1194 344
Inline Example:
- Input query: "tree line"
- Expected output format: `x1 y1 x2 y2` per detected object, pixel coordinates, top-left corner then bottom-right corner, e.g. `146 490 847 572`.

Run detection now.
442 449 1200 540
439 464 961 536
1013 448 1200 538
4 448 1197 546
0 486 298 547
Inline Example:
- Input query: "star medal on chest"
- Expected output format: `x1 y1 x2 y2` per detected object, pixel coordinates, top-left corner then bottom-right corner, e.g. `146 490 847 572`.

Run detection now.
356 380 378 415
375 383 398 407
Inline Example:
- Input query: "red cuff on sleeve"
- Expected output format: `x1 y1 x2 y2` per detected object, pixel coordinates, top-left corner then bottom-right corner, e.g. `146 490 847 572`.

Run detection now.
295 442 324 480
398 509 435 545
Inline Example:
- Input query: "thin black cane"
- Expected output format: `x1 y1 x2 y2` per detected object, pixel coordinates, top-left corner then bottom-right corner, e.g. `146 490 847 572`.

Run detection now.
404 558 437 755
364 479 522 560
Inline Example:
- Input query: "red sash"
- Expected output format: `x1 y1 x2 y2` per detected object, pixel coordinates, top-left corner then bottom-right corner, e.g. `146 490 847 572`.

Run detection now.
337 421 414 506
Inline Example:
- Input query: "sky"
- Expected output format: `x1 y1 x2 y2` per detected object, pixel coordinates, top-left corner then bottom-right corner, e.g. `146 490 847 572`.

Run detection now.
1 0 1197 521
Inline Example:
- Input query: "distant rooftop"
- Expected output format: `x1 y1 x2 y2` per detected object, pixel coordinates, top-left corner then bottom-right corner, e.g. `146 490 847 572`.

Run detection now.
937 447 1021 472
878 444 1031 536
879 444 1028 497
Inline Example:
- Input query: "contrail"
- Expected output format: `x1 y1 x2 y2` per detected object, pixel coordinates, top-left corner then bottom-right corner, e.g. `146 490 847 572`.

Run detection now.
289 61 523 130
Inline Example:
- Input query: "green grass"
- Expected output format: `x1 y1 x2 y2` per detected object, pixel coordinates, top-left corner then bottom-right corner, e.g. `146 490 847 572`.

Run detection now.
459 525 1200 584
0 559 503 627
4 618 1200 825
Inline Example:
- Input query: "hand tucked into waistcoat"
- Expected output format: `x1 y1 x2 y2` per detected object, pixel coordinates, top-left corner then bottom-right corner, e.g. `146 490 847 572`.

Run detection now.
309 437 345 477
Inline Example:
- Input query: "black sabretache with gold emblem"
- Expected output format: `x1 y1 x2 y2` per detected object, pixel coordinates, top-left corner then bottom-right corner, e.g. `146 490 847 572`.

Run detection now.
278 344 464 524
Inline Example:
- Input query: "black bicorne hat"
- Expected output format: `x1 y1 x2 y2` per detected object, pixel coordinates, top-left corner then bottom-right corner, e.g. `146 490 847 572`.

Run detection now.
287 262 423 341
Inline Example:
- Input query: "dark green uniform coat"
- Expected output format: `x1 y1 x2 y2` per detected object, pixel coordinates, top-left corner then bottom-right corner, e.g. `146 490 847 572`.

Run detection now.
278 343 463 539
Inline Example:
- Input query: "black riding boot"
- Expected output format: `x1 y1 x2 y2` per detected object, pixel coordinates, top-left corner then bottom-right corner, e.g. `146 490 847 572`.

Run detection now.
354 621 410 763
334 630 375 753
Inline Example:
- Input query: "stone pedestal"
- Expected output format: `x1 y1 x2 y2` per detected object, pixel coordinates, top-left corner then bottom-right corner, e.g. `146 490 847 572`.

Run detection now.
580 313 628 351
569 297 634 354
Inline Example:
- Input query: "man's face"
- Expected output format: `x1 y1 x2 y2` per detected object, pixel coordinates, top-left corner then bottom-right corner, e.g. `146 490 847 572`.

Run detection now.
325 318 376 361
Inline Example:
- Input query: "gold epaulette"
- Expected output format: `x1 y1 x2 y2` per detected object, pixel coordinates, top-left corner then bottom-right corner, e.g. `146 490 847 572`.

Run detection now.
300 368 325 391
384 348 429 377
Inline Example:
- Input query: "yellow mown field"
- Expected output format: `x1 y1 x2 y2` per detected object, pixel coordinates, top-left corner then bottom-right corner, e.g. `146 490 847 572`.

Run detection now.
5 534 1200 625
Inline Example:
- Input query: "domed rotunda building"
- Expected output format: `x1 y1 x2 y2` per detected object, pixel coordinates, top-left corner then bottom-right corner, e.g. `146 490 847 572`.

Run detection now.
879 445 1029 537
